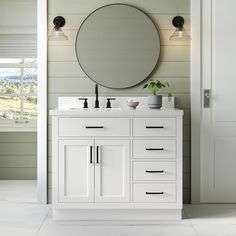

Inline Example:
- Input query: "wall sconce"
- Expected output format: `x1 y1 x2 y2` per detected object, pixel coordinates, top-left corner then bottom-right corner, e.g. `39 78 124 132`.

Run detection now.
48 16 68 41
169 16 191 41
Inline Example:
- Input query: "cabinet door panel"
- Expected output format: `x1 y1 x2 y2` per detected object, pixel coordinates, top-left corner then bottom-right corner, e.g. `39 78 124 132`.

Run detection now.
59 140 94 202
95 140 130 202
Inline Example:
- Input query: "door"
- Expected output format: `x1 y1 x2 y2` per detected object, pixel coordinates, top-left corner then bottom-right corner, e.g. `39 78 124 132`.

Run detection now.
58 140 94 202
94 139 130 202
201 0 236 202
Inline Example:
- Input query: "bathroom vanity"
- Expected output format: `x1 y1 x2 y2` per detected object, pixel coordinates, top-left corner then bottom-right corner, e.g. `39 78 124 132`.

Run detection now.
50 100 183 221
50 3 184 221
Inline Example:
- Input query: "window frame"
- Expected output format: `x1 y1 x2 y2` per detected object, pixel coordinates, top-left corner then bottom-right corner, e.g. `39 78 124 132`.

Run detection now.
0 58 37 132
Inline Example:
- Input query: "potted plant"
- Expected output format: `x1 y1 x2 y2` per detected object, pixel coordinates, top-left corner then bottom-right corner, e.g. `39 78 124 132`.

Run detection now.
143 80 171 109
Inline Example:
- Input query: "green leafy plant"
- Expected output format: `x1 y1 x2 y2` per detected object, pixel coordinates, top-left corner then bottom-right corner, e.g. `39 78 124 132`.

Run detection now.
143 80 171 96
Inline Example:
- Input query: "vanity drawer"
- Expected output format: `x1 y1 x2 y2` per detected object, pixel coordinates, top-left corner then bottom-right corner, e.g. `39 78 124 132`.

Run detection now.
59 118 130 137
133 140 176 159
133 118 176 136
132 183 176 203
132 161 176 181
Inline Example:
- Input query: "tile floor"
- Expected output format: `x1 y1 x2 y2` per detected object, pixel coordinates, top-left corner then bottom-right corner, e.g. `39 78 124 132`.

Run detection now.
1 181 236 236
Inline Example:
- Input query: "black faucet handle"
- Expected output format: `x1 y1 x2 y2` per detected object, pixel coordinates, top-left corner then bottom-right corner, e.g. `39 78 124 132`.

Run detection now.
79 98 88 108
106 98 116 108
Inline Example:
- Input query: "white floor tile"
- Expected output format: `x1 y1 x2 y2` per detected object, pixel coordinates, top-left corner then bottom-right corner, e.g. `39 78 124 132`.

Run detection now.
0 180 37 203
185 204 236 236
1 201 236 235
37 210 197 236
0 202 49 236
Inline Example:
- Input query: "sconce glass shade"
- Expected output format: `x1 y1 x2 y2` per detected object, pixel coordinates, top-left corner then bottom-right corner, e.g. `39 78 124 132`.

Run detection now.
48 16 68 41
48 28 68 41
169 16 191 41
169 27 191 41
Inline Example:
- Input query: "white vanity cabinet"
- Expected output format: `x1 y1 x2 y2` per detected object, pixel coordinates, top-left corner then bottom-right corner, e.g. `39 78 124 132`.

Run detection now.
51 109 183 221
58 139 130 203
58 139 94 203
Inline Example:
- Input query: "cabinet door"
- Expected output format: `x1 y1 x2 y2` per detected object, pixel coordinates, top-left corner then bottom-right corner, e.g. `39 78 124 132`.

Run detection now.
95 140 130 202
59 140 94 202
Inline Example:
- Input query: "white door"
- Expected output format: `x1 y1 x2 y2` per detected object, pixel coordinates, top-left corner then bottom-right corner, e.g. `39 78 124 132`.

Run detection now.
58 140 94 202
94 140 130 202
201 0 236 202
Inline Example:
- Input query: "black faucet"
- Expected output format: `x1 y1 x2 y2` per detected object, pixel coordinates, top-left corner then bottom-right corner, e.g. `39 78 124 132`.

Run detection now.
95 84 100 108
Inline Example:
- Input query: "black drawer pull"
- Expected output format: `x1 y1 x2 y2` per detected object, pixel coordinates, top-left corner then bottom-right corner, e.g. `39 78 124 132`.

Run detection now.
146 148 164 151
146 170 164 173
146 126 164 129
146 192 164 195
86 126 104 129
96 146 99 164
90 146 93 164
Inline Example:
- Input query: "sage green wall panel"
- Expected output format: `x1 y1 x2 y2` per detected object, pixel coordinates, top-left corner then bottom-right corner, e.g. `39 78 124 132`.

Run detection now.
48 0 190 14
0 167 36 180
174 94 190 108
183 141 191 157
0 132 36 142
48 173 52 188
48 158 52 173
48 45 190 62
47 0 191 203
183 125 191 141
48 187 52 203
0 143 36 156
183 157 191 173
160 46 190 62
184 173 191 189
48 77 190 94
48 141 52 157
0 157 36 168
183 109 190 125
48 61 190 78
183 189 191 203
0 132 37 180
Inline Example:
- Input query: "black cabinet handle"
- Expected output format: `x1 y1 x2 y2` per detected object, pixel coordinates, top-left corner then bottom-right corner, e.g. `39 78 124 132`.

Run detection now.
146 126 164 129
146 170 164 173
146 192 164 195
146 148 164 151
96 146 99 164
90 146 93 164
85 126 104 129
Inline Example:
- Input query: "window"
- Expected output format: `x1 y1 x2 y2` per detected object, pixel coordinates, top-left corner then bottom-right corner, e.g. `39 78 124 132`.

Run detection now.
0 58 37 131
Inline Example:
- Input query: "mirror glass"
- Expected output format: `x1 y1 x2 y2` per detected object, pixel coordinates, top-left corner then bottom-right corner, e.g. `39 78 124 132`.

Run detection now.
75 4 160 89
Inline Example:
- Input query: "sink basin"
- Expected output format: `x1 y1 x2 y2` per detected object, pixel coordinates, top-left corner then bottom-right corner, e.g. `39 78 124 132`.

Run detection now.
69 107 121 111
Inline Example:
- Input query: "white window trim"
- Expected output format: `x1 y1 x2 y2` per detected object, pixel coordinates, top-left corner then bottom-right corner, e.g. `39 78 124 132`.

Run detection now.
37 0 47 204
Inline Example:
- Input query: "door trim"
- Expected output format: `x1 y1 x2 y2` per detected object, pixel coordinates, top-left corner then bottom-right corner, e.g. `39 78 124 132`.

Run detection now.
37 0 48 204
191 0 202 203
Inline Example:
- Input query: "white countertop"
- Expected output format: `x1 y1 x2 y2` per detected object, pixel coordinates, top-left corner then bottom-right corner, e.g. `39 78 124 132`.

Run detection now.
50 108 184 116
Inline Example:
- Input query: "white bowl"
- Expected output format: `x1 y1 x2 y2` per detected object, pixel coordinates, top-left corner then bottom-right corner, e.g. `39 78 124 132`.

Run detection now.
126 101 139 110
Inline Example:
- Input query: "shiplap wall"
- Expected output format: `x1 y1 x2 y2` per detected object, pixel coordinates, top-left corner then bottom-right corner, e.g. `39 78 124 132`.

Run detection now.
0 0 37 180
48 0 191 203
0 133 37 179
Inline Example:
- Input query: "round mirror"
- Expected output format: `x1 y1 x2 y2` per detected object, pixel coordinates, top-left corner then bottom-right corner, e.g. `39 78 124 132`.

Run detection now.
75 4 160 89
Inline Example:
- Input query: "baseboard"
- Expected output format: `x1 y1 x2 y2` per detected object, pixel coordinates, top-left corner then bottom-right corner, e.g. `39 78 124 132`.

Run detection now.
53 209 182 221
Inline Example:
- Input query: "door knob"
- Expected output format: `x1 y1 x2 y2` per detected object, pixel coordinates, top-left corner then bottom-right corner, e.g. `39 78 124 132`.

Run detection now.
204 89 210 108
